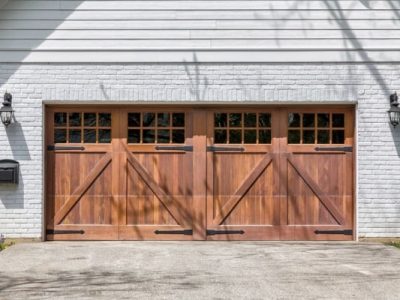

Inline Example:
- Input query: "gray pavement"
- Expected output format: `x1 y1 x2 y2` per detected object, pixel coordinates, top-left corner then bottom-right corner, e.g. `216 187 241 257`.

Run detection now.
0 241 399 299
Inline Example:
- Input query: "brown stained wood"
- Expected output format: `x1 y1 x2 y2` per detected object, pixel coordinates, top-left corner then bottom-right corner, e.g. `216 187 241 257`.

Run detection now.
287 154 344 225
192 110 207 240
53 152 112 225
46 105 354 241
123 143 188 227
212 154 272 226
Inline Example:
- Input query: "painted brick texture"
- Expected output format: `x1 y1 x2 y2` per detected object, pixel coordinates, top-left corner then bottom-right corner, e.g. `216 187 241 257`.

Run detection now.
0 63 399 238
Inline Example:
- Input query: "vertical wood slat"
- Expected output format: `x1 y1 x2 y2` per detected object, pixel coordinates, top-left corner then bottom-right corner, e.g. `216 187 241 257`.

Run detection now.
278 109 292 239
192 110 207 240
113 109 123 230
53 152 112 225
212 154 272 226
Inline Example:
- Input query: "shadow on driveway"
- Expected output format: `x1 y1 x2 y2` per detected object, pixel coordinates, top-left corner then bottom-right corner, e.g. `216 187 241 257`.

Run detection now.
0 242 400 299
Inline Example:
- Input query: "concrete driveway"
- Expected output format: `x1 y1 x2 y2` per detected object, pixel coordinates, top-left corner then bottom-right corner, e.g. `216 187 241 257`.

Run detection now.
0 242 399 299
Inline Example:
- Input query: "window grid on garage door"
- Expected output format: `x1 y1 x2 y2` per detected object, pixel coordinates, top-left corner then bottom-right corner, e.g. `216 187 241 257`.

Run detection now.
127 112 186 144
53 112 112 144
288 112 345 144
214 112 272 144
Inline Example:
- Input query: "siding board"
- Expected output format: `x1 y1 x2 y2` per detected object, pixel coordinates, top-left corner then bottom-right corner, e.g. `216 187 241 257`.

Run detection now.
0 20 399 30
3 1 400 11
1 10 400 20
0 0 399 62
0 29 398 40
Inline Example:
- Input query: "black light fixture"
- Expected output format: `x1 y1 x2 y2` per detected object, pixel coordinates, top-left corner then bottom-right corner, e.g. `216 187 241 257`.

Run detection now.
0 92 14 127
388 92 400 128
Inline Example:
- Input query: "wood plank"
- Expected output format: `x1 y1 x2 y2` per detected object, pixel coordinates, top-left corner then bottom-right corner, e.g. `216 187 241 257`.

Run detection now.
53 152 112 225
192 110 207 240
123 143 190 227
287 154 345 225
212 154 272 225
47 225 119 241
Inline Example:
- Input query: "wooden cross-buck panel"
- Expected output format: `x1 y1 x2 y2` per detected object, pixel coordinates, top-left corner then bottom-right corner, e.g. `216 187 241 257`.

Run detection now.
45 106 354 241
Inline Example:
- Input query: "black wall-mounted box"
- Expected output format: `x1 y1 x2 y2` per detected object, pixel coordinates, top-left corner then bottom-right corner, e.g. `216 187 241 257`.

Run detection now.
0 159 19 184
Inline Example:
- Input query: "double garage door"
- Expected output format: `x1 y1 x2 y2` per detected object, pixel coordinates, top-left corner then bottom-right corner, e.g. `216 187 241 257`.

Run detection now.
46 106 354 241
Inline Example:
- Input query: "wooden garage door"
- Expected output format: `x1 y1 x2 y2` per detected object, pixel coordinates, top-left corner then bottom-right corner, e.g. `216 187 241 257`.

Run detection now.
46 108 119 240
283 109 354 240
205 108 354 240
46 106 354 241
46 107 195 240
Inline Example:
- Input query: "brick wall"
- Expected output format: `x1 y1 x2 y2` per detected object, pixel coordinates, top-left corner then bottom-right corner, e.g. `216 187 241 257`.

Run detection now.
0 63 399 238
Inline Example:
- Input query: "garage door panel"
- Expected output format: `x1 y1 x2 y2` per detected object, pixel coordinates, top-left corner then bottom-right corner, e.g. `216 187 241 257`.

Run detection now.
287 157 347 225
126 196 179 225
288 195 339 225
287 163 342 226
206 109 279 240
61 195 114 225
51 153 113 225
284 108 354 239
288 153 349 195
116 109 194 240
125 151 192 228
212 154 274 226
128 153 191 197
213 153 266 200
53 153 111 195
221 166 275 226
46 106 354 241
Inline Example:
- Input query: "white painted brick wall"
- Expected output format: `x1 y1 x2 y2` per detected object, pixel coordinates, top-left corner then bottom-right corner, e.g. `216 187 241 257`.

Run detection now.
0 63 399 238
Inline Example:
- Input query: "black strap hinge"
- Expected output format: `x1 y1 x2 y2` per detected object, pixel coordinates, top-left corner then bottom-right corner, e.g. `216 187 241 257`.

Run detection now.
47 229 85 235
206 229 245 236
207 146 245 152
47 145 85 151
314 229 353 235
154 229 193 235
155 146 193 152
315 146 353 152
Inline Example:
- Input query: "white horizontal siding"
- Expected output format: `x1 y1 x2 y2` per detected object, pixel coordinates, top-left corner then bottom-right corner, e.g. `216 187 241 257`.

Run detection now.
0 0 399 62
2 39 400 50
3 1 400 10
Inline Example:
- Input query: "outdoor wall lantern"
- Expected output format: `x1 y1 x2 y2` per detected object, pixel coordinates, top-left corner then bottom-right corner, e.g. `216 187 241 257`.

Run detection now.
388 92 400 128
0 92 14 127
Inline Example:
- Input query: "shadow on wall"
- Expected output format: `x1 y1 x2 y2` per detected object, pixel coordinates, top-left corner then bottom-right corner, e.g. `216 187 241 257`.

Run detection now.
0 121 29 209
5 121 31 161
0 0 84 87
0 1 84 210
183 53 209 101
390 124 400 157
0 173 24 209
